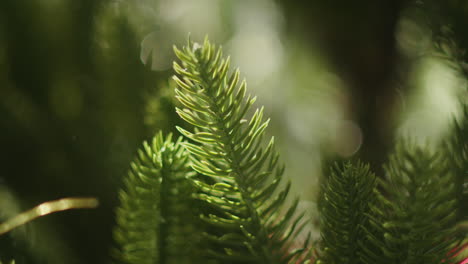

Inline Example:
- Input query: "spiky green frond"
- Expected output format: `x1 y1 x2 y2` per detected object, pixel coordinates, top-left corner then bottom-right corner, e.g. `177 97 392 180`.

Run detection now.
418 0 468 79
367 143 460 264
172 38 312 263
113 132 201 264
445 104 468 221
316 161 377 264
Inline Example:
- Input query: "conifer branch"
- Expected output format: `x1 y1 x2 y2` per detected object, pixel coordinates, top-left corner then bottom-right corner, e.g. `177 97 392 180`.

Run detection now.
315 161 377 264
444 104 468 263
113 132 201 264
418 0 468 80
368 143 460 264
445 104 468 221
172 37 311 263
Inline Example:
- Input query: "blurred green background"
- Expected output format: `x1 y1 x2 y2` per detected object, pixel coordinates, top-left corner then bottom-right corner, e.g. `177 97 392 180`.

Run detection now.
0 0 465 263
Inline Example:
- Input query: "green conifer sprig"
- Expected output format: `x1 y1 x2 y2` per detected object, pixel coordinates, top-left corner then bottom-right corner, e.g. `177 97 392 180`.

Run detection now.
445 104 468 221
368 143 460 264
113 132 201 264
172 38 312 263
418 0 468 79
316 161 377 264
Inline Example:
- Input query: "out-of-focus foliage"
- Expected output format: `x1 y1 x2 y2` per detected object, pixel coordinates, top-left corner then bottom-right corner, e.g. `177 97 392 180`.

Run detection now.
367 143 461 264
1 0 468 263
418 0 468 80
445 105 468 221
0 0 175 263
142 80 182 135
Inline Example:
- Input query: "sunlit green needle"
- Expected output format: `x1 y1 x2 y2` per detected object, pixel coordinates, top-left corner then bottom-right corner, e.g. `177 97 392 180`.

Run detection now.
0 197 99 235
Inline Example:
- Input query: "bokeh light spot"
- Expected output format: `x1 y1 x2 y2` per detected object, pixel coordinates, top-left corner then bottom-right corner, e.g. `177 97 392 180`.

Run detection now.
333 120 363 157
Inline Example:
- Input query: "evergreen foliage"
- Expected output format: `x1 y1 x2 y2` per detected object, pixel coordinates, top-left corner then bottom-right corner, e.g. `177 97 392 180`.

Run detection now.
171 38 312 263
113 132 201 264
1 1 468 264
316 161 377 264
419 0 468 79
445 104 468 221
1 33 466 263
367 143 461 264
110 36 467 264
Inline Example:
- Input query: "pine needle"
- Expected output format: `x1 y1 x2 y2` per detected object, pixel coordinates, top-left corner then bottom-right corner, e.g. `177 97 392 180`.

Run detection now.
0 197 98 235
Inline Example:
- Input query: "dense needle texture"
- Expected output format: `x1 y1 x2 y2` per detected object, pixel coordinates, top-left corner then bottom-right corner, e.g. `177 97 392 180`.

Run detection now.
367 143 461 264
113 132 201 264
316 161 377 264
172 38 312 263
445 105 468 221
